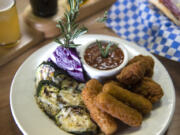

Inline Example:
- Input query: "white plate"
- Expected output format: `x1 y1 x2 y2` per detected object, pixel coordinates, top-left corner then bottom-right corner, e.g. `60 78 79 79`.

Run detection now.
10 34 175 135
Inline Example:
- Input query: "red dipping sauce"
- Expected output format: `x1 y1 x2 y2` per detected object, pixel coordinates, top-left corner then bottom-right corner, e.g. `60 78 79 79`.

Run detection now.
84 42 124 70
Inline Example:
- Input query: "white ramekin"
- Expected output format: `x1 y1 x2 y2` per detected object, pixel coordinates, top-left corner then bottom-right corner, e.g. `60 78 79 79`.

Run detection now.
78 40 128 81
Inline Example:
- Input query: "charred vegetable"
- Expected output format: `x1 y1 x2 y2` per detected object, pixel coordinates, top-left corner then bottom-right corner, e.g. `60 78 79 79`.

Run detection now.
60 77 79 90
58 90 84 106
36 61 85 92
35 61 67 87
36 80 60 117
55 106 97 135
60 76 85 92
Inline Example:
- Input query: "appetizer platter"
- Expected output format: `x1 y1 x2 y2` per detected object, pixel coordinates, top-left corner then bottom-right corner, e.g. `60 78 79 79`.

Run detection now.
10 34 175 135
10 1 175 135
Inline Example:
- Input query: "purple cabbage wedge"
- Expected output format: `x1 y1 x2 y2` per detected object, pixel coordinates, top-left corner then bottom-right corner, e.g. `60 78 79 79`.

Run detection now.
49 46 85 82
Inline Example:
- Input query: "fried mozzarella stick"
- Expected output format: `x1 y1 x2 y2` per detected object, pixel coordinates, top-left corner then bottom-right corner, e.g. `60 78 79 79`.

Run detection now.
128 55 154 77
133 77 164 103
116 61 146 85
96 92 142 127
103 82 152 114
82 79 117 135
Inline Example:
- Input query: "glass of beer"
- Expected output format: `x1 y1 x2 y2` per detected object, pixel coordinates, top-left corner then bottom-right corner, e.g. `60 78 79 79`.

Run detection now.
0 0 21 47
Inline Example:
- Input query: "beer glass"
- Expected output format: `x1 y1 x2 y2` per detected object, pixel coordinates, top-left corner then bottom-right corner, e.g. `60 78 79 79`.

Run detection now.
30 0 58 17
0 0 21 47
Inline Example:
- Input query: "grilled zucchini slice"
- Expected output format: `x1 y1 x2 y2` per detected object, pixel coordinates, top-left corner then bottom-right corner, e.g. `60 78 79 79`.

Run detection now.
60 77 79 90
35 61 67 87
55 106 97 135
36 80 60 117
76 83 85 92
36 97 60 118
60 77 85 92
58 90 84 106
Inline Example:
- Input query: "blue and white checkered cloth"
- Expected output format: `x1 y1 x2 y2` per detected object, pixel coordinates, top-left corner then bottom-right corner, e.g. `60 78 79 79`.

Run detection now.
106 0 180 62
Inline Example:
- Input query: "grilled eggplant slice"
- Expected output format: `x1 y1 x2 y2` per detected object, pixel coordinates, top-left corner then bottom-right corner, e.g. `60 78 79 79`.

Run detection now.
55 106 97 135
35 61 67 87
36 80 60 117
58 90 84 106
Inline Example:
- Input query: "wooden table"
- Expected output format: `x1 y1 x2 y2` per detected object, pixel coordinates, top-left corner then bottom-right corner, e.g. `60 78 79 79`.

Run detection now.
0 0 180 135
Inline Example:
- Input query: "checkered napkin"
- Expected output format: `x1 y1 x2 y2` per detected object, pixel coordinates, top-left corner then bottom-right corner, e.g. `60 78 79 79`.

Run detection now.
106 0 180 62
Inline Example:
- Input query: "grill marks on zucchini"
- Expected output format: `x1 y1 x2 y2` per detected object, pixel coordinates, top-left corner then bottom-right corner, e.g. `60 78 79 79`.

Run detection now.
35 62 97 134
36 61 85 92
61 78 79 90
36 80 60 97
58 90 84 106
35 61 68 87
60 78 85 92
37 97 60 118
36 80 60 117
55 106 97 135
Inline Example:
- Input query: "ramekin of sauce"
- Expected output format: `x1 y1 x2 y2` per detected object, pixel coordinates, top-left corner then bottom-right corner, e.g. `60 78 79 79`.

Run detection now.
79 41 128 80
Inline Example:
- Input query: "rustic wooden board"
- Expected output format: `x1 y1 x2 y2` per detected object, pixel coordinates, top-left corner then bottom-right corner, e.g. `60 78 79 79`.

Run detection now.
0 0 116 66
0 16 44 66
23 0 116 38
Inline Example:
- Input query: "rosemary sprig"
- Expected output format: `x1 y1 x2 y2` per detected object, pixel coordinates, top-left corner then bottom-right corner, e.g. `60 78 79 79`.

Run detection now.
96 40 114 58
55 0 88 48
96 11 108 23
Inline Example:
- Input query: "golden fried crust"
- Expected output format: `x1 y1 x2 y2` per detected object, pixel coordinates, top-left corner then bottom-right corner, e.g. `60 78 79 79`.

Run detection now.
128 55 154 77
82 80 117 135
103 82 152 114
128 55 154 67
96 92 142 127
116 61 146 85
133 77 164 103
85 79 102 94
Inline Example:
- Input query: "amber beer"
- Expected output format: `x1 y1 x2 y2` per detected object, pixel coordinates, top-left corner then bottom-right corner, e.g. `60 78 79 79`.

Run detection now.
0 0 20 46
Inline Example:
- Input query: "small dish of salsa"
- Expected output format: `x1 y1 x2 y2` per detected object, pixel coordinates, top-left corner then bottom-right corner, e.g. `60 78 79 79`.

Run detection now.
84 41 124 70
78 40 128 80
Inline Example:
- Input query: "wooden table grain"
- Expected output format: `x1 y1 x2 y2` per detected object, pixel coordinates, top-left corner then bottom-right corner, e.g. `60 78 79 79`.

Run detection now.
0 0 180 135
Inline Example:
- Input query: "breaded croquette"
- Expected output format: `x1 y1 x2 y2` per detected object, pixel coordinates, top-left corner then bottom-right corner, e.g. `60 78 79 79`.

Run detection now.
116 55 155 85
133 77 164 103
96 92 142 127
82 79 117 135
85 79 102 94
116 61 146 85
103 82 152 114
128 55 154 77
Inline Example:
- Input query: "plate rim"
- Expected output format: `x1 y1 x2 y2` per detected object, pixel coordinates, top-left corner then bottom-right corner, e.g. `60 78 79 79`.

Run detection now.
10 34 176 135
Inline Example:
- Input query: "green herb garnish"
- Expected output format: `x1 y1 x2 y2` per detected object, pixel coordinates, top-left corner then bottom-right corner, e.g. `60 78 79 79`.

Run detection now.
96 40 115 58
96 11 108 23
55 0 88 48
96 11 116 58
